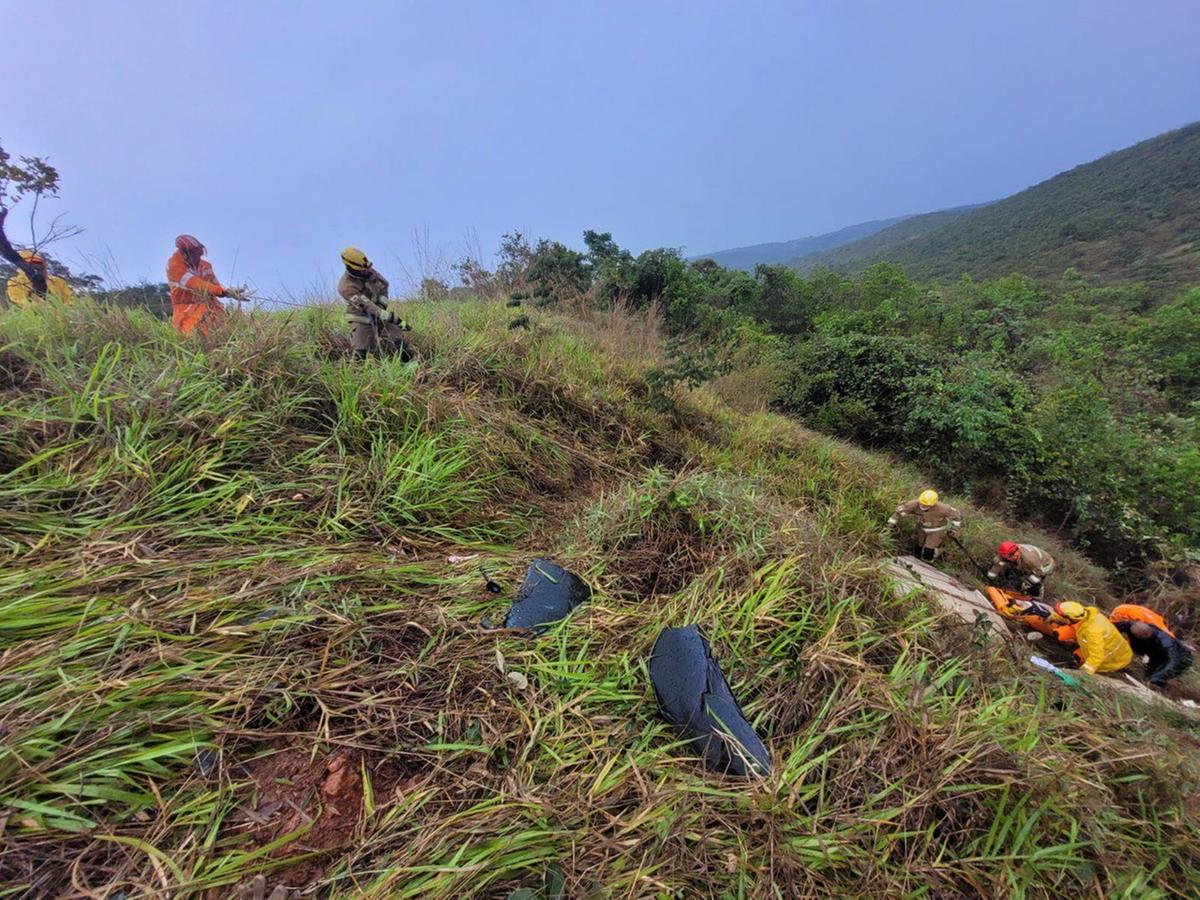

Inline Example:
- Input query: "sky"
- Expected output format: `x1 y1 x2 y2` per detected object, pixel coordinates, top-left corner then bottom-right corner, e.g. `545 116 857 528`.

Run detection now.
4 0 1199 297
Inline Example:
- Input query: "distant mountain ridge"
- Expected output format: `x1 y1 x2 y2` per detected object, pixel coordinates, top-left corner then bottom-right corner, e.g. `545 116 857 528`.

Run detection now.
793 122 1200 287
692 215 911 270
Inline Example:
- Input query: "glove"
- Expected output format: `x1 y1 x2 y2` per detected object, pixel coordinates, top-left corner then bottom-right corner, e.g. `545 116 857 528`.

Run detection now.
376 307 397 325
395 319 412 332
226 285 249 302
885 517 898 528
1028 575 1041 585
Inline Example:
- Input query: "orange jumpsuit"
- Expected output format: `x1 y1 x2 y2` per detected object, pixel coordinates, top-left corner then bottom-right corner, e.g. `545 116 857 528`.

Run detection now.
1109 604 1175 637
166 250 227 336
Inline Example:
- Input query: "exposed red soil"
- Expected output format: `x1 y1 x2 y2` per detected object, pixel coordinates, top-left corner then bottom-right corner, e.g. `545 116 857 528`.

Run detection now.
224 744 424 892
236 747 364 887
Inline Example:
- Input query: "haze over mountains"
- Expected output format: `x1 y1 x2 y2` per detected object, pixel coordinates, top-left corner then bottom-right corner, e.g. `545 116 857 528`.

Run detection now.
701 122 1200 289
693 215 910 270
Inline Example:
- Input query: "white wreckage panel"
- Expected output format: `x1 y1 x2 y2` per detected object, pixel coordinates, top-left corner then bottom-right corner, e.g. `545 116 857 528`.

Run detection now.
886 555 1008 639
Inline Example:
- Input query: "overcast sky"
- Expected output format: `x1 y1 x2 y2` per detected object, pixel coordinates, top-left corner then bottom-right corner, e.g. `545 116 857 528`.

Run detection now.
4 0 1198 296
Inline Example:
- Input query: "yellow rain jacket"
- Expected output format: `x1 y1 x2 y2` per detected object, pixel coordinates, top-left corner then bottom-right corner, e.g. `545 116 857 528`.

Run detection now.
1073 606 1132 675
5 270 73 307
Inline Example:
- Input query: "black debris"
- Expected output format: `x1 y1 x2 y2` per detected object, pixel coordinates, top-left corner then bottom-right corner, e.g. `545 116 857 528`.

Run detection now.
503 559 590 634
649 625 771 777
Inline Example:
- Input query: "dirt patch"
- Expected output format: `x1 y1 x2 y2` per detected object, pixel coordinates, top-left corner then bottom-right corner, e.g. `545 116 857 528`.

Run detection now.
0 348 45 395
233 747 364 887
226 745 423 891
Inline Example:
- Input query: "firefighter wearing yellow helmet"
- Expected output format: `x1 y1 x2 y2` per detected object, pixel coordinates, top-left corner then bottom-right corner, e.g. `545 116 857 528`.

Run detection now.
886 488 963 560
337 247 412 361
1053 601 1132 675
5 250 73 308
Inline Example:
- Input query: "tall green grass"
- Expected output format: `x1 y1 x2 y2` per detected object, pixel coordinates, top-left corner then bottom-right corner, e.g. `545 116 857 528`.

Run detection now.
0 298 1197 897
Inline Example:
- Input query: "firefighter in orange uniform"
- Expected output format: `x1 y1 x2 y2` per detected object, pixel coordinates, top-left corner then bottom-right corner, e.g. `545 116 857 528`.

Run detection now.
166 234 246 336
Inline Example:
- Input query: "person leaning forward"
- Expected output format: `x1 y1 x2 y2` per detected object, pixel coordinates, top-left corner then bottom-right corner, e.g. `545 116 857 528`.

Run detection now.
988 541 1055 597
337 246 412 361
887 489 963 561
5 250 73 308
1110 604 1194 686
1053 601 1132 676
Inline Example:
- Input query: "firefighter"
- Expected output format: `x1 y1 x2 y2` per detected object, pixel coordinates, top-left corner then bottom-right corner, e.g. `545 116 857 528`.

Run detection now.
166 235 247 336
886 489 963 561
987 541 1055 597
1110 604 1194 687
337 247 412 361
5 250 73 307
1053 601 1132 675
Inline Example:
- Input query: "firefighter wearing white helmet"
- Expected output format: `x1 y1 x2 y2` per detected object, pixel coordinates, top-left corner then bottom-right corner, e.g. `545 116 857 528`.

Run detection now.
886 489 963 560
337 247 412 361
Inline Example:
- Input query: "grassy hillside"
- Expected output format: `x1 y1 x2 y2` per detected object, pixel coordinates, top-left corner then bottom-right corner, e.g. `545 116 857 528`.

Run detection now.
792 206 982 272
2 299 1199 897
692 214 910 270
796 122 1200 289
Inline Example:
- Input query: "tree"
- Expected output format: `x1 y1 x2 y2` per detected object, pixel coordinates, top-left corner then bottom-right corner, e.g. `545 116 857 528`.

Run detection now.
527 240 591 298
584 230 635 305
751 264 812 336
0 139 81 295
582 230 627 267
495 231 535 292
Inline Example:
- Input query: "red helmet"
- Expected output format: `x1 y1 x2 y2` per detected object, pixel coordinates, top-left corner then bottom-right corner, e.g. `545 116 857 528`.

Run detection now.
175 234 205 256
998 541 1020 561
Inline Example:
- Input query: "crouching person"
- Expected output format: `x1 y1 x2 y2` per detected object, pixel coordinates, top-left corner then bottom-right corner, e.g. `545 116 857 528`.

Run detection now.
1053 601 1132 676
988 541 1055 597
338 246 412 361
886 489 963 561
1110 604 1194 687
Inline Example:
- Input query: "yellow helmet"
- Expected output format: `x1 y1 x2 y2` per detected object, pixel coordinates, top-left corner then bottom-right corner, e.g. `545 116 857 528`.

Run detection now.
1055 601 1086 621
918 489 939 508
341 246 370 271
18 249 46 266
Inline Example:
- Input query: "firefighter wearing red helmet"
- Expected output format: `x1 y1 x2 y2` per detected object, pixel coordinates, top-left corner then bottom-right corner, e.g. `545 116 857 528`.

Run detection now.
166 235 247 336
987 540 1054 597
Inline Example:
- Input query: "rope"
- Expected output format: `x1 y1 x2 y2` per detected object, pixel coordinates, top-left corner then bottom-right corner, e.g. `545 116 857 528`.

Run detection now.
242 293 322 310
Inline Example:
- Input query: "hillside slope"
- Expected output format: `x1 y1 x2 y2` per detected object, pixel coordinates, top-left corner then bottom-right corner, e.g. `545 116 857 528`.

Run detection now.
1 299 1198 897
693 214 910 270
796 122 1200 287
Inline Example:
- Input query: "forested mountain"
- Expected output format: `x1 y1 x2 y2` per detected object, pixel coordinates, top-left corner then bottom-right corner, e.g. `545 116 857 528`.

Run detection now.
693 214 911 270
795 122 1200 288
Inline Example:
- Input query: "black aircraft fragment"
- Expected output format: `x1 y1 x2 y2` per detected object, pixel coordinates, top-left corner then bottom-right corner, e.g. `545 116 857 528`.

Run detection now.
503 559 590 634
649 625 771 777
